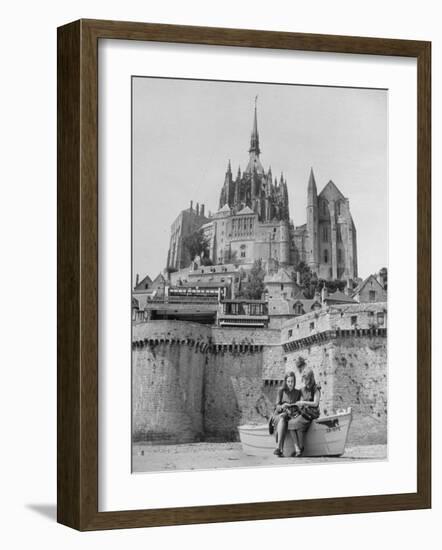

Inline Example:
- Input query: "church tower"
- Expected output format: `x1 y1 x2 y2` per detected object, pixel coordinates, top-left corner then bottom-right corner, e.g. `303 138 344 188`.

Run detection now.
306 168 319 273
218 98 290 223
219 160 233 209
245 96 265 175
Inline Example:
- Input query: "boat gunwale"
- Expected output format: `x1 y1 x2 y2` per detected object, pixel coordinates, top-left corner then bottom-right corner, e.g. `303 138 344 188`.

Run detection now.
239 408 352 432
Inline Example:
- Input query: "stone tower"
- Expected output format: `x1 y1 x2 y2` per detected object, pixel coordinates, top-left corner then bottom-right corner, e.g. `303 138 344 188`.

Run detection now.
218 98 290 223
306 167 319 273
306 177 358 280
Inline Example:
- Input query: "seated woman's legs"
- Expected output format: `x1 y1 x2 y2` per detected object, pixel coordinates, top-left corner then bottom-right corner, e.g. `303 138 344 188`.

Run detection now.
296 430 305 454
289 430 302 455
274 414 288 456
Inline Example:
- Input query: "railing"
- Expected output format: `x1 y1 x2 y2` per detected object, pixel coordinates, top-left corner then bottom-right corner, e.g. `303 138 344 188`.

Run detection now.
146 296 219 304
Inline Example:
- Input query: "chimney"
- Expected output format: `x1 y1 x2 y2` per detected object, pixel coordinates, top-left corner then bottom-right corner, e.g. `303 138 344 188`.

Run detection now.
321 285 328 304
190 200 193 211
345 278 352 296
135 273 139 286
200 204 205 217
196 202 199 216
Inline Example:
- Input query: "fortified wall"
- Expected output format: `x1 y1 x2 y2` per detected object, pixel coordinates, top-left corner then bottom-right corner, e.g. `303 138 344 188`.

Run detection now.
132 303 387 446
132 321 281 443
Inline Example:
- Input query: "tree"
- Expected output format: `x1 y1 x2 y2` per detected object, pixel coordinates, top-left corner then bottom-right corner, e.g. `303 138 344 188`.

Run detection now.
238 259 265 300
295 260 351 298
324 279 346 293
183 229 209 263
295 261 317 298
201 256 213 266
296 261 312 288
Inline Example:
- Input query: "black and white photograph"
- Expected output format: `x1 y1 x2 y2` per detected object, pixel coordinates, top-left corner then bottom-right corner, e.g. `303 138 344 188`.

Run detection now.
2 0 437 544
131 77 388 473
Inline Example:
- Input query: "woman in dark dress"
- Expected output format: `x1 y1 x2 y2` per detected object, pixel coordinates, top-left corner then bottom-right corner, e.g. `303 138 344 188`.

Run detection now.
273 371 301 457
291 367 321 456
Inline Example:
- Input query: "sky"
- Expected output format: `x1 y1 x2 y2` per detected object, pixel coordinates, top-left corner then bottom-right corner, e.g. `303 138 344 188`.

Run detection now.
133 77 388 282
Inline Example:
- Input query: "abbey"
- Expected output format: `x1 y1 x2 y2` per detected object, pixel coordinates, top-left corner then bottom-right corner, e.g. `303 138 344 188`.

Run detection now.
167 101 358 281
133 102 387 452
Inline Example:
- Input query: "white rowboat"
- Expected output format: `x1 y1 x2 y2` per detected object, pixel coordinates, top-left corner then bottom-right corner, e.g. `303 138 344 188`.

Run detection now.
238 407 352 457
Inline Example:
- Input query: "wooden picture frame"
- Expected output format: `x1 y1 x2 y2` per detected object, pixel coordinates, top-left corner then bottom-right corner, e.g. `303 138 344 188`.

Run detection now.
57 19 431 531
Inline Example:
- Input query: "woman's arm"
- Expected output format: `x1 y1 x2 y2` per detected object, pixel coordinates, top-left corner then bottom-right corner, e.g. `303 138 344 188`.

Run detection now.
275 388 284 410
296 389 321 407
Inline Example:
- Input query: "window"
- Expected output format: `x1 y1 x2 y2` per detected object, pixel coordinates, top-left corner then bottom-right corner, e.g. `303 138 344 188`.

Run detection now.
337 226 342 242
338 249 343 264
336 201 341 215
324 249 329 263
322 201 327 215
351 315 358 326
240 251 246 258
288 329 293 338
280 284 284 291
323 225 328 242
310 322 315 331
369 290 376 302
377 312 385 326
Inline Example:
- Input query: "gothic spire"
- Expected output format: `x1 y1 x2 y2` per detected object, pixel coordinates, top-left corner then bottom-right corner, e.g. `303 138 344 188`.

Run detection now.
307 167 318 206
249 96 260 155
308 167 317 192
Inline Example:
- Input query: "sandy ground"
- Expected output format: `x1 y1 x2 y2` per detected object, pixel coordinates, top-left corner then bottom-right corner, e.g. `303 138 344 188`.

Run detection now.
132 442 387 473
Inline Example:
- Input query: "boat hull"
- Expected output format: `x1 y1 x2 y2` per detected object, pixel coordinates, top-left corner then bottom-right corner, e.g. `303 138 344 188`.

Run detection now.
238 408 352 458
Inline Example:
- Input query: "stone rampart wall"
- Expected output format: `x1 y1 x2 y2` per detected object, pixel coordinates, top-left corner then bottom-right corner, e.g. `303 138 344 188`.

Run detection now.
132 319 387 446
283 335 387 445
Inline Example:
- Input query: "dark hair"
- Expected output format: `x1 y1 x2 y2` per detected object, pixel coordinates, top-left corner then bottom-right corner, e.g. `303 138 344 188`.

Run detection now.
301 367 316 390
282 371 296 391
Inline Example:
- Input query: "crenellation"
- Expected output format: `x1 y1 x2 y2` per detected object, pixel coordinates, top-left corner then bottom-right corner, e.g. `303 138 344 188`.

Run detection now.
133 300 387 445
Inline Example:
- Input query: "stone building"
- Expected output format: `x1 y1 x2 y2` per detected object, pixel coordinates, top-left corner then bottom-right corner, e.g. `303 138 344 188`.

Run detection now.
166 100 358 281
166 202 208 270
293 169 358 280
352 274 388 303
133 272 166 309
